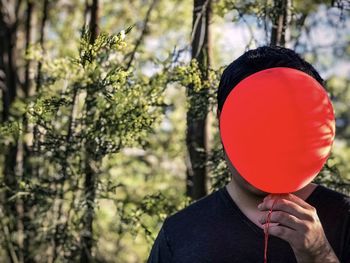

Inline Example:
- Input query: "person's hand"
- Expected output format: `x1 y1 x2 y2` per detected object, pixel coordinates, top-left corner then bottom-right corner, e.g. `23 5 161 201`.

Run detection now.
258 194 340 263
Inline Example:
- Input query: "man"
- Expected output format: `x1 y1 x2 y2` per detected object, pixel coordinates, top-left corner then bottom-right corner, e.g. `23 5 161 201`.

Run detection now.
147 46 350 263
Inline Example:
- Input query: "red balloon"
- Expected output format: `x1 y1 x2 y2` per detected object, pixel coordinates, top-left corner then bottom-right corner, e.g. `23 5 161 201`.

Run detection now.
220 67 335 193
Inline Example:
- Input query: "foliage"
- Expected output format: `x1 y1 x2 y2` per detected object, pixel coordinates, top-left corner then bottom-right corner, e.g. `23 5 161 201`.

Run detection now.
0 28 169 261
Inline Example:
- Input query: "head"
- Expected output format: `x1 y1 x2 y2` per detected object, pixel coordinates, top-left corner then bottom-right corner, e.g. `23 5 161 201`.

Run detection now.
217 46 325 197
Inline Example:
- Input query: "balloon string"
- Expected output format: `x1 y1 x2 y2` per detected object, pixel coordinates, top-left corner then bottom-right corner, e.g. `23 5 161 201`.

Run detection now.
263 196 279 263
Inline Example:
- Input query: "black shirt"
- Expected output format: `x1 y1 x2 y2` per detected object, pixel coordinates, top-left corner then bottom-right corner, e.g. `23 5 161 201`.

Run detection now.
147 184 350 263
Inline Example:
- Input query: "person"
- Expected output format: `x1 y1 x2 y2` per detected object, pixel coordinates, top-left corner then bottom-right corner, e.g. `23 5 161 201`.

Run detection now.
147 46 350 263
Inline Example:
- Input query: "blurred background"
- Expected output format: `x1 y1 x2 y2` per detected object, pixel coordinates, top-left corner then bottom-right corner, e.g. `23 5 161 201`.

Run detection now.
0 0 349 262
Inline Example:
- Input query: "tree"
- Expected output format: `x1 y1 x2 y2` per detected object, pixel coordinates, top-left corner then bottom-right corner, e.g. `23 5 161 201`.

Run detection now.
270 0 289 46
186 0 212 200
0 1 23 261
80 1 99 261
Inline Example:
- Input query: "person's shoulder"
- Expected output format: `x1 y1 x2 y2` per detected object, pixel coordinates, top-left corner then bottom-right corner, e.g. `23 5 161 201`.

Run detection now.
315 184 349 201
311 184 350 213
164 188 223 229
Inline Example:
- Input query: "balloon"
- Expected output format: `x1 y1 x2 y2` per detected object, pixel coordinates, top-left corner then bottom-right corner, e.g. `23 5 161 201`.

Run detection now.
219 67 335 193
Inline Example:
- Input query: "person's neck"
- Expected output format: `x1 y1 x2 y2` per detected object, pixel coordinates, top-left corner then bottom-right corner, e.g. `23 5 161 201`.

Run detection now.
225 180 264 212
225 179 318 212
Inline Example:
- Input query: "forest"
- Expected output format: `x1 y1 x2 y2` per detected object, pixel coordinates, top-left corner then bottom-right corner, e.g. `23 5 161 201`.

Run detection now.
0 0 349 262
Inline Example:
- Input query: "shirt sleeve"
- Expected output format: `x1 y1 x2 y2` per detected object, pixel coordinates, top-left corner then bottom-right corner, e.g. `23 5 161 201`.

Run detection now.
341 201 350 263
147 226 172 263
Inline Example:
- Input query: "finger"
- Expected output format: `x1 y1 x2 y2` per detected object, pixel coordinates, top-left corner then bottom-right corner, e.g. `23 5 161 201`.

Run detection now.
266 225 295 243
284 193 314 210
258 198 313 221
259 211 306 231
263 193 310 209
258 222 279 231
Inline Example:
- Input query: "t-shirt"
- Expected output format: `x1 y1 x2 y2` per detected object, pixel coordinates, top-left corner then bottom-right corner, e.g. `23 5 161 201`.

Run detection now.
147 184 350 263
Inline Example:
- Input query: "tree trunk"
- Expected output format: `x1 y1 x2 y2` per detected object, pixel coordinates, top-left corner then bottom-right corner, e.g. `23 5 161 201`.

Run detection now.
186 0 211 200
270 0 289 47
0 2 18 121
23 0 33 97
88 0 99 44
80 1 99 262
80 157 98 263
21 1 35 261
32 0 48 165
34 0 48 93
0 1 21 261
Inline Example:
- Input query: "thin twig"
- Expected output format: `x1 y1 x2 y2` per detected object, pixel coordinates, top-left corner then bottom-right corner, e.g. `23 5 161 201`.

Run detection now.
126 0 159 70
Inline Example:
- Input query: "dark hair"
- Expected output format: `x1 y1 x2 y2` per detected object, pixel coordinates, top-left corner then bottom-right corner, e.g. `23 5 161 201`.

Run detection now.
217 46 325 114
